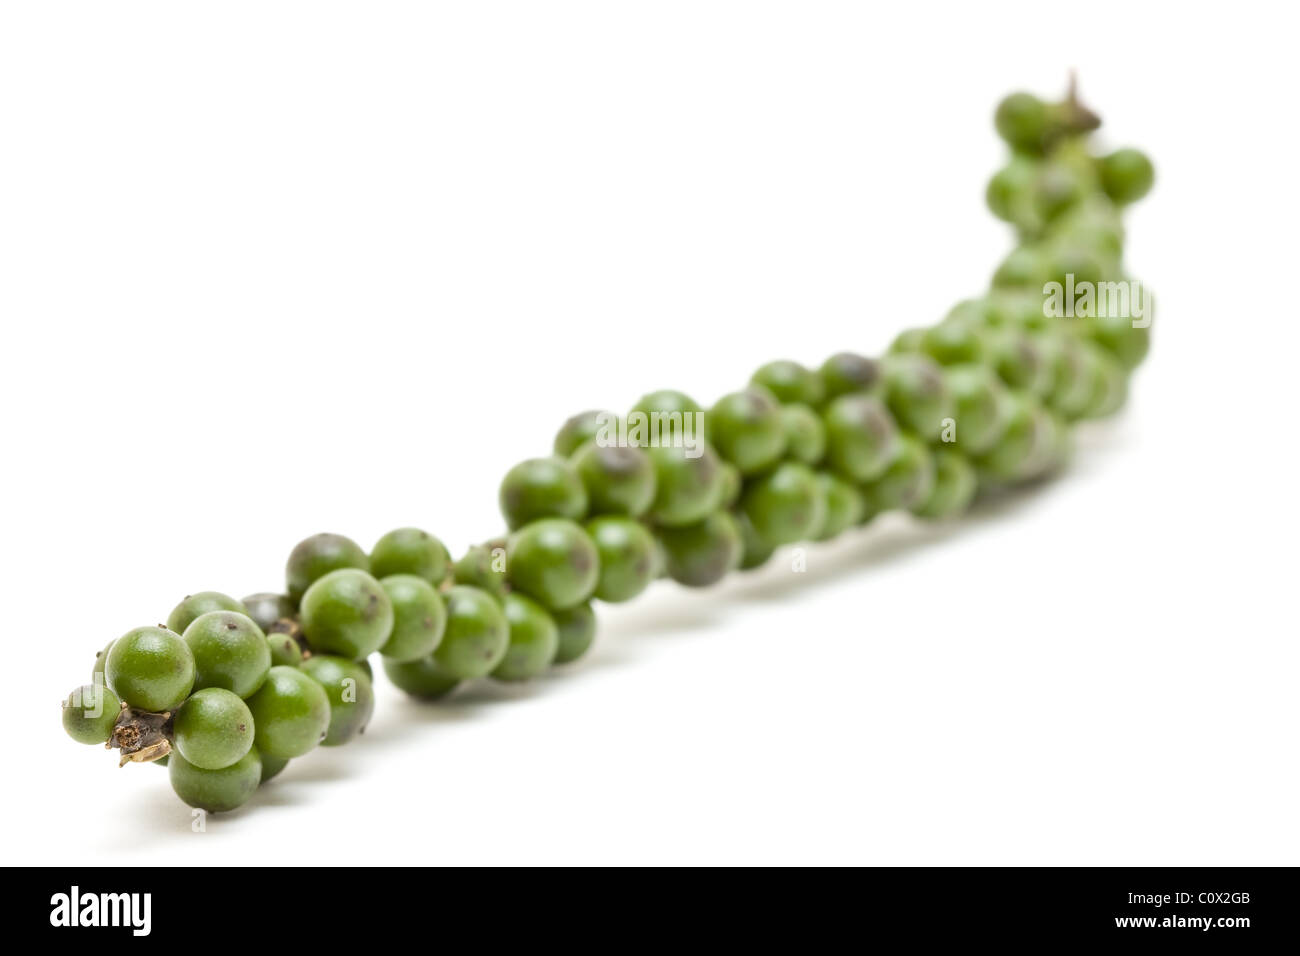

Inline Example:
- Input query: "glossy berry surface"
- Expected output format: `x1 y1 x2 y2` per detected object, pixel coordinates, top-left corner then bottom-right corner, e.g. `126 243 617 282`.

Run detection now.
166 591 245 636
369 527 451 584
244 665 331 759
586 515 657 603
452 542 510 599
881 354 953 440
286 533 369 603
169 747 262 813
571 441 657 517
751 359 825 407
812 472 865 541
183 611 271 699
550 602 597 665
383 654 461 699
644 442 725 527
300 654 375 746
499 457 589 530
492 593 560 682
708 387 787 475
818 352 881 403
740 461 825 547
432 585 511 679
781 403 827 465
265 629 303 668
104 625 195 713
629 389 706 445
868 434 937 512
379 574 446 662
658 510 743 588
944 363 1010 455
61 683 121 745
1098 148 1155 204
733 510 776 571
507 518 600 611
240 592 296 633
554 409 617 457
300 568 394 660
172 687 255 770
821 394 899 482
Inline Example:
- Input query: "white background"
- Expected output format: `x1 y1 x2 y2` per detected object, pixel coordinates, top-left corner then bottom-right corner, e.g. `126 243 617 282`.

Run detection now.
3 2 1296 866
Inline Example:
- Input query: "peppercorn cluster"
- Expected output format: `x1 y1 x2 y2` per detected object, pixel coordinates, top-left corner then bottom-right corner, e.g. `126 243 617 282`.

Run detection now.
61 85 1154 814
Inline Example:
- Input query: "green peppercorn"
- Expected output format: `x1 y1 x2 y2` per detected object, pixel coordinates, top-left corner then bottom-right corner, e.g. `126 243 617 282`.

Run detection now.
91 639 114 682
554 409 617 457
499 457 589 530
452 542 510 599
994 91 1052 153
716 461 742 509
812 472 866 541
169 747 262 813
992 244 1051 290
867 434 936 512
817 352 881 403
259 752 289 784
300 568 394 660
708 387 787 475
300 655 375 746
586 515 658 603
658 511 743 588
973 392 1053 483
286 533 369 604
433 585 511 680
379 574 447 662
240 592 296 633
943 363 1010 455
1078 343 1129 419
890 328 926 355
172 687 255 770
492 593 560 682
571 440 657 517
166 591 245 636
551 602 597 665
881 354 954 440
383 654 461 700
644 442 725 527
265 629 303 668
986 327 1053 396
507 518 600 610
822 393 899 482
61 683 122 745
913 448 978 519
104 625 195 713
1034 330 1095 420
733 510 776 571
918 321 988 366
985 155 1039 225
740 461 825 547
244 665 332 759
1087 310 1150 370
750 359 825 407
629 389 706 446
369 527 451 584
183 611 271 699
1098 148 1154 204
781 403 827 465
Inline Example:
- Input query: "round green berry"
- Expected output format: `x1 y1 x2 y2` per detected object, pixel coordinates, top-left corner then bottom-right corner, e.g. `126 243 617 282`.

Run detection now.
369 527 451 584
918 321 988 366
740 461 825 547
658 511 743 588
300 568 394 660
551 602 597 665
1035 331 1095 419
986 328 1052 396
1079 344 1129 419
944 363 1010 455
499 457 588 530
1098 148 1154 204
716 461 742 509
507 518 600 610
378 574 446 662
868 434 936 512
994 91 1051 153
733 510 776 571
554 409 617 457
91 639 113 682
104 626 195 713
585 515 657 603
1087 311 1150 371
244 665 331 759
818 352 881 403
986 156 1038 224
571 441 657 517
822 394 899 482
645 442 725 527
914 448 978 519
286 533 369 603
708 388 787 475
433 586 510 680
974 392 1053 483
240 592 296 633
629 389 706 445
751 359 825 406
493 593 559 682
265 629 303 668
300 655 375 746
452 542 510 599
183 611 271 699
260 752 289 784
172 687 255 770
781 403 826 465
812 472 865 541
383 654 461 699
166 592 245 636
881 354 953 440
992 245 1051 290
169 747 262 813
61 683 121 745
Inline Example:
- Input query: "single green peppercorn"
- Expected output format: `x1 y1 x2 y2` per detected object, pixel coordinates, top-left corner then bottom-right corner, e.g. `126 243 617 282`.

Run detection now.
733 510 776 571
750 359 825 407
1032 159 1089 224
658 510 743 588
286 533 369 604
994 91 1051 153
644 442 725 527
244 665 331 759
493 593 560 682
740 461 826 547
507 518 600 610
880 354 954 441
300 655 375 746
369 527 451 584
943 363 1010 455
811 472 865 541
265 630 303 668
554 409 617 457
992 245 1051 290
985 155 1039 225
716 461 742 509
986 327 1053 396
379 574 447 662
781 403 827 465
183 611 271 699
918 321 988 366
551 602 597 665
432 585 511 680
169 747 262 813
259 752 289 784
973 392 1053 483
452 542 510 600
1087 310 1151 370
1098 148 1155 204
61 683 122 745
240 592 296 633
867 434 936 513
817 352 881 403
91 639 114 682
586 515 658 603
570 440 657 517
822 393 899 482
708 387 787 475
890 328 927 355
104 625 195 713
499 457 589 530
1078 343 1129 419
383 654 461 699
172 687 255 770
1034 330 1095 420
166 591 245 636
299 568 394 660
629 389 707 445
913 448 978 520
